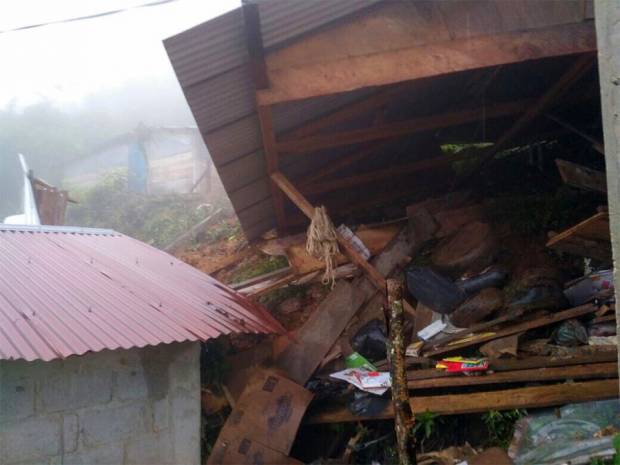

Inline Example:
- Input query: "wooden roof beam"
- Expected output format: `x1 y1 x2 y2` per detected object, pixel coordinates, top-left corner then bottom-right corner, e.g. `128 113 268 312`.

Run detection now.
302 153 459 196
270 171 386 290
277 98 534 155
257 21 596 106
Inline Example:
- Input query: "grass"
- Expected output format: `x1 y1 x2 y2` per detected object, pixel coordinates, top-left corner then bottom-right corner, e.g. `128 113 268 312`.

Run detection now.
229 254 290 284
482 409 526 449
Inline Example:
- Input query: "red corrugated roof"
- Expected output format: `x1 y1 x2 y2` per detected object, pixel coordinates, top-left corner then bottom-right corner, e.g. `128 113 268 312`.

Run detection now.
0 225 285 362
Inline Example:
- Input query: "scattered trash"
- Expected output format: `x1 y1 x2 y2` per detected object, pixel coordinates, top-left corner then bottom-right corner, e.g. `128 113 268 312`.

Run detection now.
349 391 391 416
406 266 465 314
509 399 620 465
351 319 388 362
564 269 614 306
450 287 504 328
417 319 448 341
345 352 378 371
330 368 391 395
456 266 508 296
436 357 489 373
552 319 588 346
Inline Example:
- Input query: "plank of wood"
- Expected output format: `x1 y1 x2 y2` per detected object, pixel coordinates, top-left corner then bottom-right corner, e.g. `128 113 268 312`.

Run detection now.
231 266 292 290
285 225 400 275
547 211 610 246
463 53 595 182
242 3 269 89
257 22 596 105
275 230 412 384
407 351 619 381
257 106 287 234
423 303 598 357
305 379 619 424
271 171 386 289
408 362 617 389
277 98 533 154
555 159 606 193
301 153 460 196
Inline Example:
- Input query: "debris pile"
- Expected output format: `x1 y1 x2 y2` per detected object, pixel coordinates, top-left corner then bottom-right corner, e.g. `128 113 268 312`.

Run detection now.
189 164 617 464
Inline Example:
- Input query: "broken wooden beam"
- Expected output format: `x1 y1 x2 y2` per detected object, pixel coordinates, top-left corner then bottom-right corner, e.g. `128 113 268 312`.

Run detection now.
408 362 617 390
270 171 386 290
423 302 598 357
277 98 533 154
305 379 619 424
257 22 596 106
555 159 606 193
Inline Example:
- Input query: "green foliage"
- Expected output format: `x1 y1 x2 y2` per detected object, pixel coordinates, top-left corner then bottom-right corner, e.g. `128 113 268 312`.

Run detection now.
482 409 526 449
412 411 440 441
231 255 290 284
67 171 209 248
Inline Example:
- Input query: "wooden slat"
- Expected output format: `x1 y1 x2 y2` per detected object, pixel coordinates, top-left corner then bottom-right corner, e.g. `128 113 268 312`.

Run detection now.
408 362 617 389
277 98 533 154
257 22 596 105
423 303 598 357
306 379 619 423
406 351 618 381
301 153 457 196
270 171 387 290
242 3 269 89
465 53 595 179
257 106 287 233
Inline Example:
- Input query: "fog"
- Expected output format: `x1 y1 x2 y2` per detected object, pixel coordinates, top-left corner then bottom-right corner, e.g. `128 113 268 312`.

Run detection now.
0 0 239 181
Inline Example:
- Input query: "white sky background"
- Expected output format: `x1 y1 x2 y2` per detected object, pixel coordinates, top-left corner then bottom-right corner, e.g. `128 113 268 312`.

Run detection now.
0 0 240 108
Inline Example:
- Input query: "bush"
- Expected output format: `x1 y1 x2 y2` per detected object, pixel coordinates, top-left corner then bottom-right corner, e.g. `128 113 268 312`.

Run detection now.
66 171 211 248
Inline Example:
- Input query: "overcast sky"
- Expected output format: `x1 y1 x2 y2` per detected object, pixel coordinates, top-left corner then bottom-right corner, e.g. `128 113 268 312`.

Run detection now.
0 0 240 108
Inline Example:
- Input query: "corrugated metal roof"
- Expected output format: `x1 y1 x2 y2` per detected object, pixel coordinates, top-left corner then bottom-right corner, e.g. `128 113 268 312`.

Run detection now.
165 0 593 241
0 225 284 362
164 0 381 240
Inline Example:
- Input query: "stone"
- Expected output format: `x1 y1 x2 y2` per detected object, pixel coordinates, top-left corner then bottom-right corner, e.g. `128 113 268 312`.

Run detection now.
80 403 146 448
63 414 79 454
170 388 200 465
115 364 149 402
279 297 303 315
0 364 35 421
63 443 123 465
450 288 504 328
432 221 497 272
40 364 113 413
0 415 61 463
124 432 173 465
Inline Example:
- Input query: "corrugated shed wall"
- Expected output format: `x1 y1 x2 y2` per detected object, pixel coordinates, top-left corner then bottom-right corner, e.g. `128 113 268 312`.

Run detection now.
164 0 381 240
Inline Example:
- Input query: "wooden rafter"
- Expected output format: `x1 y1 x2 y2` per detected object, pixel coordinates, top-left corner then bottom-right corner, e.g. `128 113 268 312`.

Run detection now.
242 3 287 233
302 153 459 196
270 171 386 290
257 22 596 105
277 98 534 154
463 53 595 181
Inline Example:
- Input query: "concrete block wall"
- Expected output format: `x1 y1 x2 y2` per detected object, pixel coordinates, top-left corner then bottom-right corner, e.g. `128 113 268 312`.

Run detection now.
0 341 200 465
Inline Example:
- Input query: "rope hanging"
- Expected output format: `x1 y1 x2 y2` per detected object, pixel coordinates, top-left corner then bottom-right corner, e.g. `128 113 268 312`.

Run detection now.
306 206 340 288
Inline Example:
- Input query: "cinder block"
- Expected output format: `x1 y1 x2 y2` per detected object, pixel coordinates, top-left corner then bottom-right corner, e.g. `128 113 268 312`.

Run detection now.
124 432 173 465
169 388 200 465
115 365 148 402
0 364 35 421
63 443 123 465
63 414 79 454
80 403 147 448
40 365 112 413
0 415 61 464
151 398 169 433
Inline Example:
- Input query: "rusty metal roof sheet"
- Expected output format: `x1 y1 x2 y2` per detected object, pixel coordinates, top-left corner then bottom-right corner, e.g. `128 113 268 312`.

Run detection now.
0 225 284 362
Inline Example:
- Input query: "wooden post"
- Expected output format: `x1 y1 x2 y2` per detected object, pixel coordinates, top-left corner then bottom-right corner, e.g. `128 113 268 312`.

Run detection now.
270 171 386 291
595 0 620 395
387 279 415 465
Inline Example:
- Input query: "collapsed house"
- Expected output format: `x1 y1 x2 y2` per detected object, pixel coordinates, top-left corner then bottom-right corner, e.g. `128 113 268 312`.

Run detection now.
164 0 620 463
0 225 283 465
